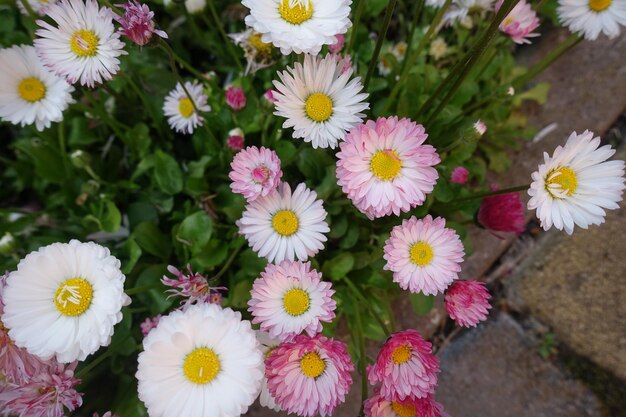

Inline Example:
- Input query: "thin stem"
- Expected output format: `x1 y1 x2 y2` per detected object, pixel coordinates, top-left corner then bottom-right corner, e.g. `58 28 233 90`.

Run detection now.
348 0 366 53
81 91 127 139
19 0 37 20
400 0 425 75
158 38 207 80
451 184 529 203
211 242 243 281
58 120 70 176
342 276 391 337
424 0 521 125
513 33 582 89
363 0 399 91
352 307 368 417
206 0 244 73
381 0 452 115
76 348 113 379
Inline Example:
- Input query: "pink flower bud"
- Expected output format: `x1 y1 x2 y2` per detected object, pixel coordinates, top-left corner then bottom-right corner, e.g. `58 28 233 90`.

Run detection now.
225 86 247 111
115 1 167 46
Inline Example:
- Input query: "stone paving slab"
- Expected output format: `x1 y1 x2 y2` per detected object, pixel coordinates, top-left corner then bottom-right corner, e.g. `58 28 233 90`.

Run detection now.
436 313 602 417
505 204 626 381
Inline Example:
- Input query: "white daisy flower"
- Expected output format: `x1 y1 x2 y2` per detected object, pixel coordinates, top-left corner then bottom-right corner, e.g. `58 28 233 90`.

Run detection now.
34 0 127 88
17 0 57 15
444 0 494 24
557 0 626 40
163 81 211 134
256 331 282 412
273 54 369 149
0 45 75 131
237 182 330 264
1 240 130 363
229 29 276 74
528 130 626 234
242 0 352 55
136 303 264 417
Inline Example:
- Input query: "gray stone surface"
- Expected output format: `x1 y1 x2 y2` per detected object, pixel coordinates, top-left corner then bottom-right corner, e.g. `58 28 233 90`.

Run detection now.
437 314 602 417
460 28 626 281
506 204 626 381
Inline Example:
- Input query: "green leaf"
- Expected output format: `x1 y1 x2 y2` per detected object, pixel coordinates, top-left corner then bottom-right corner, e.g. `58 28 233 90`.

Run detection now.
274 141 298 164
126 123 151 158
176 211 213 253
153 150 183 194
409 293 434 315
433 178 454 203
134 264 172 314
101 200 121 232
14 138 68 184
133 222 171 258
121 238 142 274
323 253 355 280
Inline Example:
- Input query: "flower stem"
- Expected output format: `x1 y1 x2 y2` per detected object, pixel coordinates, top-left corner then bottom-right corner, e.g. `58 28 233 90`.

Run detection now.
400 0 425 75
512 33 582 89
342 276 391 337
423 0 521 125
348 0 366 53
363 0 399 91
352 306 368 417
451 184 529 203
19 0 37 20
76 347 114 379
210 241 244 282
206 0 244 73
381 0 452 115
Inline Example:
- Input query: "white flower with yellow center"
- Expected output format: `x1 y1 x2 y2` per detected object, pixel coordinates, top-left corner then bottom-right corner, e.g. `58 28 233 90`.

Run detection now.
273 54 369 149
0 45 74 131
557 0 626 40
136 303 263 417
242 0 353 55
1 240 129 363
163 81 211 134
17 0 58 15
229 29 276 74
34 0 127 88
237 182 330 264
528 130 625 234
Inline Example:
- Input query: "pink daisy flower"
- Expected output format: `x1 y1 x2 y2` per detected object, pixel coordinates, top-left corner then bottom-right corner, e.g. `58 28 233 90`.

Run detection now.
161 264 226 306
139 315 161 337
477 186 526 234
450 166 470 185
248 260 336 341
115 0 167 46
328 34 345 54
367 330 439 402
364 389 450 417
229 146 283 201
266 334 354 417
0 361 82 417
226 127 245 150
383 215 465 295
225 86 246 110
445 280 491 327
496 0 540 44
336 117 440 219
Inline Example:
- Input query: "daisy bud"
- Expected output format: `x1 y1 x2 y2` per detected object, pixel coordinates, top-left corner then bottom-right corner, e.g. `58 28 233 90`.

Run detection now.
225 86 247 111
496 0 540 45
474 120 487 136
445 280 491 327
263 89 278 104
450 166 470 185
116 1 168 46
328 34 345 54
477 186 526 234
70 150 91 169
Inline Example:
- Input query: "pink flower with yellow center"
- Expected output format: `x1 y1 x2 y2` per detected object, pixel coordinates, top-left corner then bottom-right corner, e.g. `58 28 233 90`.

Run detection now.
496 0 540 44
336 117 440 219
367 330 439 402
383 215 465 295
266 334 354 417
229 146 283 201
364 389 450 417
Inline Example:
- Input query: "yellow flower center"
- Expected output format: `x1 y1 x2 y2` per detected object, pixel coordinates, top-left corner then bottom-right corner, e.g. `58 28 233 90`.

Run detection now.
54 278 93 316
283 288 310 316
546 166 577 197
589 0 611 12
183 347 220 384
178 98 194 118
300 351 325 378
278 0 313 25
391 344 411 365
247 33 273 56
305 93 333 122
272 210 299 236
409 242 434 267
70 30 99 58
18 77 46 103
371 150 402 181
391 402 416 417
